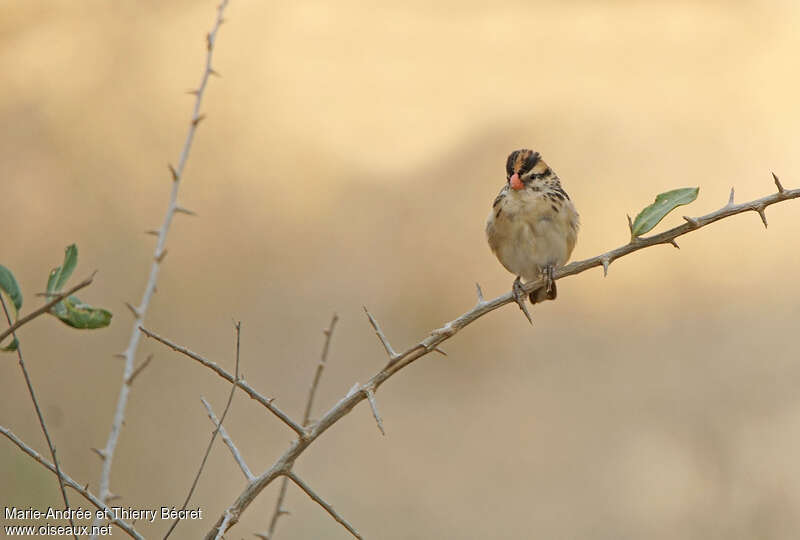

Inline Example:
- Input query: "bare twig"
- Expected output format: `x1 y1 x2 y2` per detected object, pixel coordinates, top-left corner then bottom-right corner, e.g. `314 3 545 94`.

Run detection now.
91 2 230 532
285 472 362 539
164 321 241 539
302 314 339 427
0 295 77 539
201 397 254 481
0 273 94 344
0 426 142 540
139 326 305 436
198 183 800 539
263 313 339 540
262 481 291 540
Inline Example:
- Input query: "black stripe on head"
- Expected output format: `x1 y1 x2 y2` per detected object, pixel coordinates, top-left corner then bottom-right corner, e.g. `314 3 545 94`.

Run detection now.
519 151 541 176
505 151 518 177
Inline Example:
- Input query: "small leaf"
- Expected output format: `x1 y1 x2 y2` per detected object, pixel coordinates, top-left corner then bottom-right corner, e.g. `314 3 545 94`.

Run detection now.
632 187 699 237
52 295 112 329
0 265 22 352
47 244 78 294
1 336 19 352
0 265 23 313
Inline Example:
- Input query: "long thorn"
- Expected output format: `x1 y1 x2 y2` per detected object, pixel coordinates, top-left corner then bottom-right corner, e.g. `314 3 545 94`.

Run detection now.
516 297 532 325
126 354 153 385
363 307 398 359
365 388 385 435
175 206 197 216
757 206 768 228
124 302 141 319
773 172 785 193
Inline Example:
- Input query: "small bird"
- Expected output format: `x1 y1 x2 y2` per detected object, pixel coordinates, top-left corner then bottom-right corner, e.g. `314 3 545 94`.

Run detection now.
486 149 579 323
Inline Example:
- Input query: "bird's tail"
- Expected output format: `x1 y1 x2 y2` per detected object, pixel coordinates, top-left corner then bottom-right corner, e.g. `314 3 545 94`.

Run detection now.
529 282 557 304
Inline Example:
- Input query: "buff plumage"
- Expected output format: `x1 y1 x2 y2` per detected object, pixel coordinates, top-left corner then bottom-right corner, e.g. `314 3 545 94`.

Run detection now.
486 149 579 320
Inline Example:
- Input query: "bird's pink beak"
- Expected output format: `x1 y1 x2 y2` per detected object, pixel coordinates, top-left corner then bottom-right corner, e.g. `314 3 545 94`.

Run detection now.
509 173 524 191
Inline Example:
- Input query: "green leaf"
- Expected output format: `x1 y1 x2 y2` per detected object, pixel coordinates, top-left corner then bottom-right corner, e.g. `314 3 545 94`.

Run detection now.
0 265 23 313
51 295 112 329
47 244 78 294
42 244 112 330
0 265 22 352
1 336 19 352
631 187 699 237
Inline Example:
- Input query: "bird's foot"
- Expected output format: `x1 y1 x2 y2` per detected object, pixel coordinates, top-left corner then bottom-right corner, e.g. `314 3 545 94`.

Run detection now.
542 264 557 300
512 276 533 325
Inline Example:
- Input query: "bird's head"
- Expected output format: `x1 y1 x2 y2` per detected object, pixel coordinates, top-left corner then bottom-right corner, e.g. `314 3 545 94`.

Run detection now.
505 149 551 191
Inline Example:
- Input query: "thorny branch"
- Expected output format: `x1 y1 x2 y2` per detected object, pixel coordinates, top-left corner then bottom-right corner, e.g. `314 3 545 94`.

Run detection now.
138 326 305 436
144 181 800 539
163 321 241 539
90 1 229 533
0 426 142 540
262 313 339 540
0 295 77 539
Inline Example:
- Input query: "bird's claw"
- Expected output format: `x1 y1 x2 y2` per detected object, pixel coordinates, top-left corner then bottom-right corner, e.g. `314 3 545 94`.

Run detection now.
512 276 533 325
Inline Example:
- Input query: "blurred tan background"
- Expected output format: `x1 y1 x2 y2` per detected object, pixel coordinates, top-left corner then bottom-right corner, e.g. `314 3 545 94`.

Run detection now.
2 1 800 538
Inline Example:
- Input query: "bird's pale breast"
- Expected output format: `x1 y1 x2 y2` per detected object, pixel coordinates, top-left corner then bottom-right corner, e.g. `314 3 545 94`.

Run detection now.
486 186 578 282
